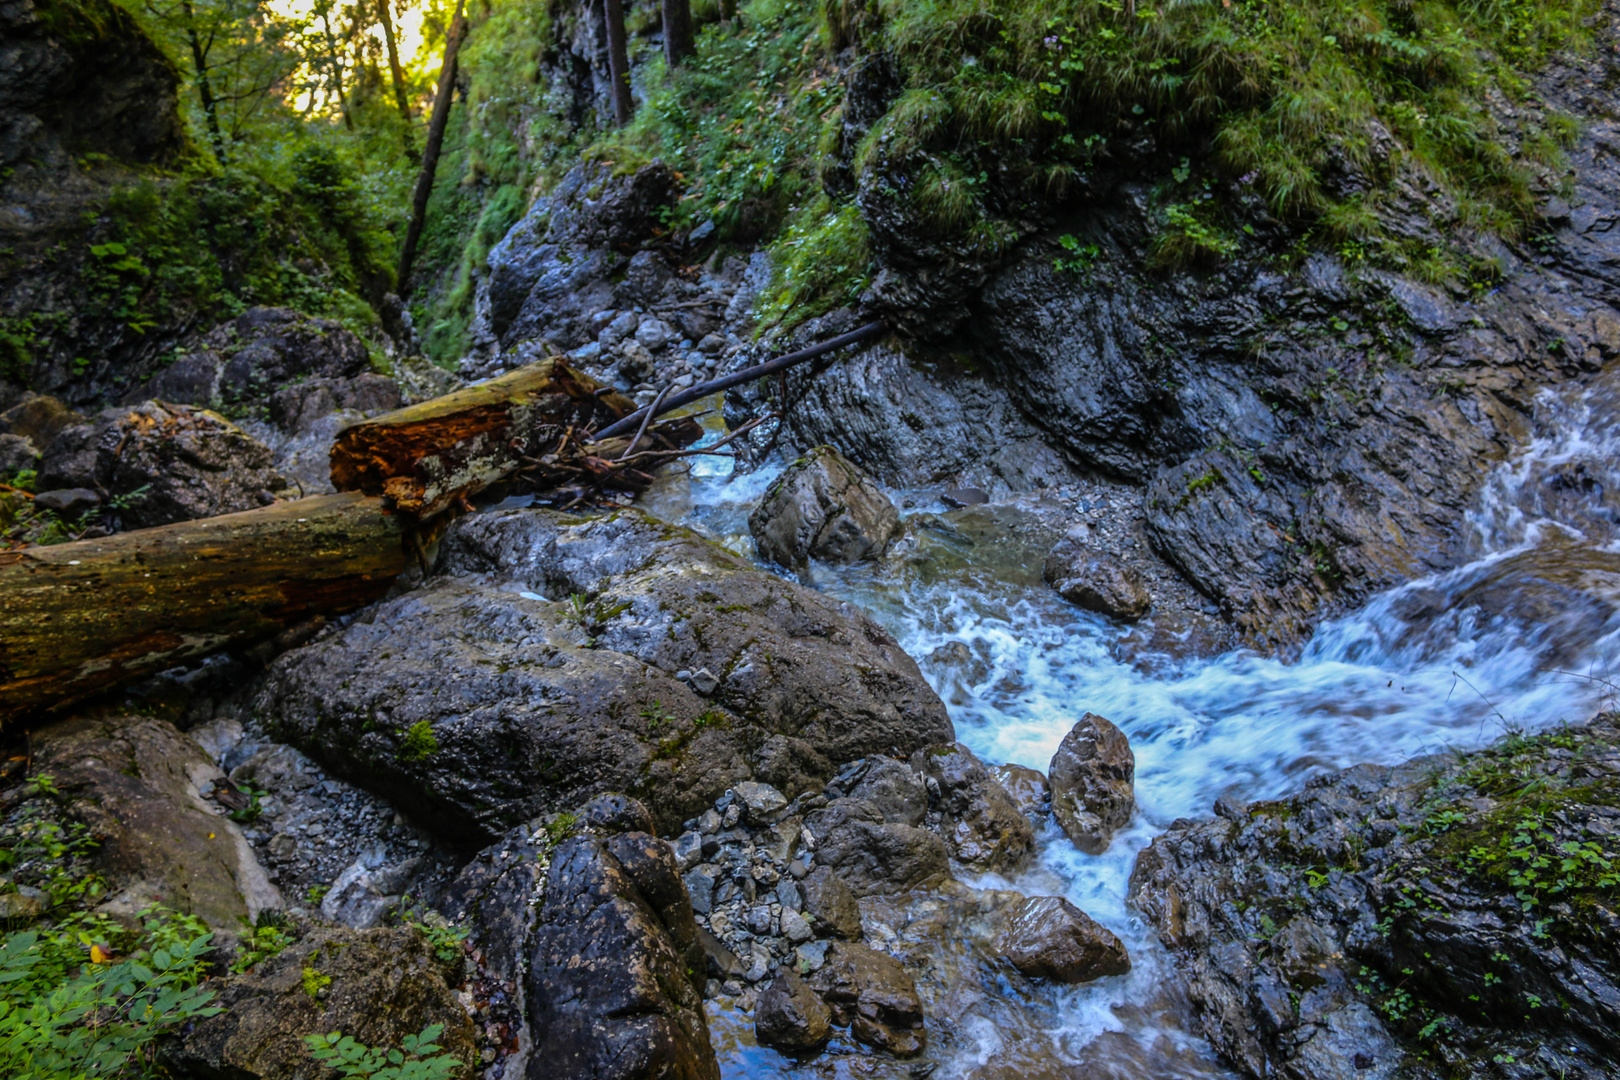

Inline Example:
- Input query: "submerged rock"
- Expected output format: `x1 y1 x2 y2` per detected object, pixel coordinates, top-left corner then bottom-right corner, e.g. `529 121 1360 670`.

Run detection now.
996 896 1130 983
748 445 902 566
1048 713 1135 855
256 507 951 842
1043 539 1152 621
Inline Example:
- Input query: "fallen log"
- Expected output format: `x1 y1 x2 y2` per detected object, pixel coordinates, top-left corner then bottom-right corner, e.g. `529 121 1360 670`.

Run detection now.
0 493 413 725
330 358 639 518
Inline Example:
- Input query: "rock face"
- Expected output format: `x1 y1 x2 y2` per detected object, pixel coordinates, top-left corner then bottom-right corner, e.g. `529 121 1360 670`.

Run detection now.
1043 539 1152 621
996 896 1130 983
528 823 718 1080
1129 715 1620 1080
168 925 476 1080
749 446 902 567
808 941 927 1057
1048 713 1135 854
37 401 284 528
29 713 281 932
255 508 952 842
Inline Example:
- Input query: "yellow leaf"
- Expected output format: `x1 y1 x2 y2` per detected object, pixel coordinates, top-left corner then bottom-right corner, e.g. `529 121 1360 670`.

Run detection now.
90 944 114 964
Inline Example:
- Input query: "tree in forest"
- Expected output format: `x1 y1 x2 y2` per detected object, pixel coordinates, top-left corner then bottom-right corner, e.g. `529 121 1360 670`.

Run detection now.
603 0 633 126
374 0 418 157
663 0 693 67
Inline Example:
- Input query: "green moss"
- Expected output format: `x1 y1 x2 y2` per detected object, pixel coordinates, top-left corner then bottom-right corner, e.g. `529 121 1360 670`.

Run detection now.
396 721 439 765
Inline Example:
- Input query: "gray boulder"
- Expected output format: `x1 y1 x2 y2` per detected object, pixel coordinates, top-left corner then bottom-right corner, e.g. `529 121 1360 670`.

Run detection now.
528 823 718 1080
38 401 283 528
800 866 862 940
255 508 951 841
748 446 901 566
996 896 1131 983
1043 540 1152 621
1048 713 1135 855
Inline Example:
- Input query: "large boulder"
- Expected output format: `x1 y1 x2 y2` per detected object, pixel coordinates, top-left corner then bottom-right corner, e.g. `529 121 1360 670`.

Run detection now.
1048 713 1135 855
528 815 718 1080
1043 539 1152 621
748 446 902 566
754 967 832 1053
37 401 283 528
255 508 952 843
29 713 281 933
167 925 476 1080
1129 716 1620 1080
995 896 1130 983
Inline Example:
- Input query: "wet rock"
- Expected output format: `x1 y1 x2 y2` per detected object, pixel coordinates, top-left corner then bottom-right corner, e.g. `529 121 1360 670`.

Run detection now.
802 799 950 897
166 925 475 1080
986 763 1051 824
30 713 281 932
844 757 928 827
781 907 814 944
319 847 419 929
258 508 951 841
996 896 1130 983
913 743 1034 874
1043 540 1152 621
581 791 658 835
38 402 284 528
529 822 717 1080
808 941 926 1057
435 821 549 988
748 446 901 566
801 867 862 939
1129 715 1620 1080
684 865 720 914
1048 713 1135 854
32 486 99 517
755 967 832 1053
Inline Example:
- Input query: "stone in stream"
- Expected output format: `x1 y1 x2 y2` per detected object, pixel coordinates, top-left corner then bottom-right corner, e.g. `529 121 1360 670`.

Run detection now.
996 896 1131 983
808 941 927 1057
1048 713 1136 854
747 445 901 566
801 798 950 897
1043 538 1152 621
754 967 832 1053
255 507 952 842
987 762 1052 824
800 866 862 939
913 742 1034 874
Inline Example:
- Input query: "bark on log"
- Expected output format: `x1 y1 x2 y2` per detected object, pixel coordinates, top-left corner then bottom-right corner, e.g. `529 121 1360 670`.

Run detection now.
329 358 635 518
0 493 411 726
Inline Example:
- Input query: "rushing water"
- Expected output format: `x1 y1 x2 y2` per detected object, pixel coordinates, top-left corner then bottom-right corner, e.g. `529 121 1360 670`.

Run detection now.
655 370 1620 1078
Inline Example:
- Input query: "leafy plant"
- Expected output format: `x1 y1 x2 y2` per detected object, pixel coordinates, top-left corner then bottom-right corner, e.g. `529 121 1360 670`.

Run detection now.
396 722 439 765
305 1023 462 1080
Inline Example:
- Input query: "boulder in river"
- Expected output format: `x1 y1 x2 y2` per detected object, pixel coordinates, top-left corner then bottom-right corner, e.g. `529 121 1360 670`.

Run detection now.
996 895 1131 983
801 797 951 897
255 507 952 842
748 445 901 566
1048 713 1135 855
1043 539 1152 621
754 967 833 1053
808 940 927 1057
913 742 1034 874
800 866 863 940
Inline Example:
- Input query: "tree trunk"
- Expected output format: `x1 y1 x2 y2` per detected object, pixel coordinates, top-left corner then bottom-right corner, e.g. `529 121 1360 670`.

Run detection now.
603 0 634 126
0 493 412 726
377 0 417 157
718 0 736 21
662 0 694 67
397 0 467 293
180 2 226 163
320 5 355 130
330 358 637 518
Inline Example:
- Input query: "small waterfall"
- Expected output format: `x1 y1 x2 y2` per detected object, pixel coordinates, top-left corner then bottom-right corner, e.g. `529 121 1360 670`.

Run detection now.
674 368 1620 1077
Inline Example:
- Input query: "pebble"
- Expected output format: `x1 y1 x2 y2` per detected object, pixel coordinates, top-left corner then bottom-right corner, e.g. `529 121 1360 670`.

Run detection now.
722 803 742 829
687 668 720 695
751 863 781 886
788 858 809 880
781 908 813 944
673 830 704 871
776 880 803 911
794 940 830 972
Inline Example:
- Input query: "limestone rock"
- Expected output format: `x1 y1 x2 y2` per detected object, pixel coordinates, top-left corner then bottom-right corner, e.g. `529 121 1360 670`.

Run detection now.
528 823 718 1080
754 967 832 1053
167 925 475 1080
1043 541 1152 621
808 941 926 1057
913 742 1034 874
748 446 901 566
38 402 283 528
30 713 281 933
257 508 951 841
1048 713 1135 855
996 896 1130 983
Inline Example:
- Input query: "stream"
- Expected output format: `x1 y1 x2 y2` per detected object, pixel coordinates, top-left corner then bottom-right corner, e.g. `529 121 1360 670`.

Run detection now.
644 368 1620 1078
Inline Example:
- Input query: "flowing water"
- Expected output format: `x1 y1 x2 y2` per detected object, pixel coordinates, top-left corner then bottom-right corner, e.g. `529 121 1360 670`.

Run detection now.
655 369 1620 1078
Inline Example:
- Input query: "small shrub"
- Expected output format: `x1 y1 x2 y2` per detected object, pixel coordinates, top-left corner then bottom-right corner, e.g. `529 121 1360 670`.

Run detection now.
305 1023 462 1080
396 722 438 765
